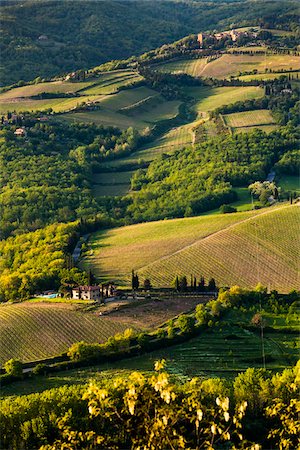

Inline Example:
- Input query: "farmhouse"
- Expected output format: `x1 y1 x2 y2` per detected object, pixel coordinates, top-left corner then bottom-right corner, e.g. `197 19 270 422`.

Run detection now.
72 285 101 301
14 128 27 137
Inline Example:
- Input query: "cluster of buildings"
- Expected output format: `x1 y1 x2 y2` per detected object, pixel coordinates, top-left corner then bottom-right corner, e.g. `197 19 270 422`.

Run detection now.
197 28 259 48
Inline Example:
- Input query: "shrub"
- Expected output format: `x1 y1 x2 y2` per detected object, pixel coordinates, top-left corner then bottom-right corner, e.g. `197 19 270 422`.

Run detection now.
219 204 237 213
3 359 23 377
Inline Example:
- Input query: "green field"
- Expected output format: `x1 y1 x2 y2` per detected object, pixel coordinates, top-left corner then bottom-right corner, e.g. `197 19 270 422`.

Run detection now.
0 81 93 99
155 58 208 76
0 70 142 114
223 109 278 133
200 53 300 79
82 204 299 292
98 85 263 173
63 86 181 131
0 302 132 364
92 171 134 198
80 71 142 95
238 71 300 82
186 86 264 117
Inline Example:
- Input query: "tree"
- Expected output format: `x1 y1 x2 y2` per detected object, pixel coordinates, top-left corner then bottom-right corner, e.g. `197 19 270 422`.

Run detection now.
4 359 22 377
198 276 205 292
177 314 195 334
179 275 188 292
131 270 139 290
143 279 152 290
208 278 217 291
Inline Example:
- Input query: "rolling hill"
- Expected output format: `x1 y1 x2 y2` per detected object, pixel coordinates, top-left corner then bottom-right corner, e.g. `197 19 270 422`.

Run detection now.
0 302 131 364
82 204 299 293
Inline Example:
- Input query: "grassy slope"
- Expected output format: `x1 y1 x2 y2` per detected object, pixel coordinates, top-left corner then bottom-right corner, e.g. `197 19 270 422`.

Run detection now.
0 71 142 115
82 205 299 292
0 302 132 364
63 86 181 131
100 86 263 171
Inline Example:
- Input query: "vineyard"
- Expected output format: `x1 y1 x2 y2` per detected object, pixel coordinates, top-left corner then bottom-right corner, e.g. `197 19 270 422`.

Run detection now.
0 302 132 364
139 205 299 292
83 205 299 292
223 109 278 133
155 58 208 76
82 207 271 283
200 53 300 79
154 53 300 79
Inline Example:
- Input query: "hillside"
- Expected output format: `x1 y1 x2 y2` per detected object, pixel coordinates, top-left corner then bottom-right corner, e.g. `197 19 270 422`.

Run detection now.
0 302 131 364
82 204 300 292
1 0 299 86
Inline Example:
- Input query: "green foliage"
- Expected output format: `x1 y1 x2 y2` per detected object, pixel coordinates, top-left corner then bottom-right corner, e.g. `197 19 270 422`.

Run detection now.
1 361 299 450
219 204 237 213
127 128 297 220
3 358 22 377
0 221 87 301
0 120 139 238
177 314 195 334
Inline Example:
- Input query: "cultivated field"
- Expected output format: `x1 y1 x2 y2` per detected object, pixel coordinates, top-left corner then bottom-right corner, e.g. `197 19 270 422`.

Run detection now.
83 205 299 293
155 58 208 76
153 53 300 79
0 70 142 114
223 109 278 133
186 86 264 117
0 81 93 99
0 302 131 364
63 86 181 131
238 71 300 82
201 53 300 79
92 171 134 198
98 85 263 174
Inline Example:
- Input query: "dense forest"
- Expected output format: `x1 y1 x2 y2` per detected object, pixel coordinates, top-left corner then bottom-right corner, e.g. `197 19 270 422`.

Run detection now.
126 127 299 221
0 120 139 239
1 0 299 85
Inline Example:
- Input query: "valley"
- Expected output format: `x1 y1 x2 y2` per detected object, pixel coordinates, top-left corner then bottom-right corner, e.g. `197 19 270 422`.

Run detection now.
0 4 299 448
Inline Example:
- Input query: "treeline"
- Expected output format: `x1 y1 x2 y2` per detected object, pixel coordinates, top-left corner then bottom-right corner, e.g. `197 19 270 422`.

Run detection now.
0 120 140 238
0 217 110 302
126 128 298 221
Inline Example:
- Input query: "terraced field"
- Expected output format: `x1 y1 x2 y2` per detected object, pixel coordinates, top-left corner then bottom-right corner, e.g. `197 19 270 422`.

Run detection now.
223 109 278 133
64 86 181 131
0 302 132 364
99 85 263 174
83 205 299 292
0 70 142 114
